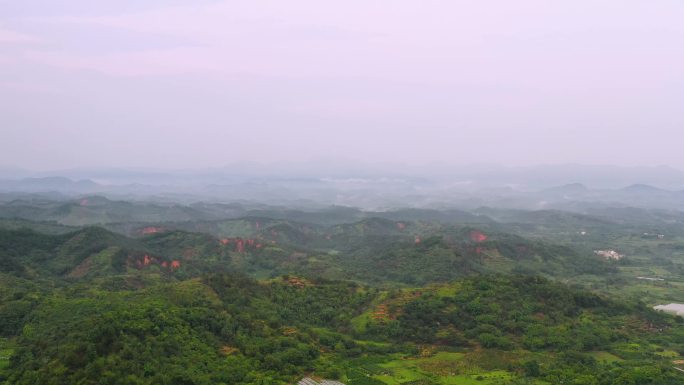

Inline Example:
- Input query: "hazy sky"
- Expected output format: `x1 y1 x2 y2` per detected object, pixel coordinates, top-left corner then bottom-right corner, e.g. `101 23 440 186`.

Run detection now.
1 1 683 170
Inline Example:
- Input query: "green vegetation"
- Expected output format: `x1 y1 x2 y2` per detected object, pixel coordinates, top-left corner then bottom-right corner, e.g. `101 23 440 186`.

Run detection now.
2 203 684 384
1 273 682 384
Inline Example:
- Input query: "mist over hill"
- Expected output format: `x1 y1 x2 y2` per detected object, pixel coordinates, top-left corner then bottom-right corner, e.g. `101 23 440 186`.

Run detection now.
2 164 684 212
3 169 684 384
5 0 684 383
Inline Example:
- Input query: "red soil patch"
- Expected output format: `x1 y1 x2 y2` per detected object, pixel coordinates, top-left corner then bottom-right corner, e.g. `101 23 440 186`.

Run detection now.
372 304 391 321
141 226 163 235
288 277 306 288
470 231 488 243
220 346 239 355
127 254 181 271
219 237 260 253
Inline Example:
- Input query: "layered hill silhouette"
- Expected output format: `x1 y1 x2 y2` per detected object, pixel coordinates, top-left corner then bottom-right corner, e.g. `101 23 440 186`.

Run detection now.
0 215 612 286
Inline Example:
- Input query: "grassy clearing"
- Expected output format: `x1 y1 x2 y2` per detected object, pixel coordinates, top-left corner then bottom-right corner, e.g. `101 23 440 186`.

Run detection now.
0 338 14 371
441 370 513 384
428 352 466 361
604 279 684 305
355 351 517 385
350 310 373 334
656 351 679 359
433 283 459 297
355 340 392 348
588 351 624 363
350 291 390 334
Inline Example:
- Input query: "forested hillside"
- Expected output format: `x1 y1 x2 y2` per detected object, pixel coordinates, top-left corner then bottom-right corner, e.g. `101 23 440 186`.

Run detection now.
0 220 612 285
2 273 682 385
2 206 684 384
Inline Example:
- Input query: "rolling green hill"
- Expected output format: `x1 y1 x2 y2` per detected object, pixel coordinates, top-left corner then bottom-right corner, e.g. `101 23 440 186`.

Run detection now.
2 274 682 385
2 207 684 385
0 218 616 287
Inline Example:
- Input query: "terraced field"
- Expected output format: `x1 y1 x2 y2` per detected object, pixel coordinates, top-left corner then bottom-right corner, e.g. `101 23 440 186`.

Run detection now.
346 351 518 385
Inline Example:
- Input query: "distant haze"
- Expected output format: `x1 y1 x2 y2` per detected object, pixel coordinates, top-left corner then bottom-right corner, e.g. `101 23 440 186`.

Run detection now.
2 1 684 170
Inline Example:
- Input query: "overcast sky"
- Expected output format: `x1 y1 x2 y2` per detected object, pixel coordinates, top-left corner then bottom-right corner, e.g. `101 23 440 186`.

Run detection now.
1 1 683 171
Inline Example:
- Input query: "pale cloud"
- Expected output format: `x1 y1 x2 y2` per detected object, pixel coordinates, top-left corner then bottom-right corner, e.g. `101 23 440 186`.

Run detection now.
20 1 684 85
0 81 67 96
24 47 223 77
0 27 41 44
1 1 684 170
285 99 397 118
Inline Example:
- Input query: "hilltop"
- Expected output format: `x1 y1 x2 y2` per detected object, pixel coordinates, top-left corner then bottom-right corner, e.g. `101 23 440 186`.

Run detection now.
0 216 614 287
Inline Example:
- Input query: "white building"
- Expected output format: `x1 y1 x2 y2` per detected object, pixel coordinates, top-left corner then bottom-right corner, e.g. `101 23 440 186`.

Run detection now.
593 249 624 260
298 378 346 385
654 303 684 316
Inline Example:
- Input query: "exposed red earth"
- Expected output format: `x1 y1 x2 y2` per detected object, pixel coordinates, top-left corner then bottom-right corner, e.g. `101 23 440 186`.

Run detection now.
470 230 488 243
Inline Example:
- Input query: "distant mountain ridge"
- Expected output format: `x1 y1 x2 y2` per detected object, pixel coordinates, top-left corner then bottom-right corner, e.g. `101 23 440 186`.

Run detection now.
0 177 101 194
1 163 684 210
